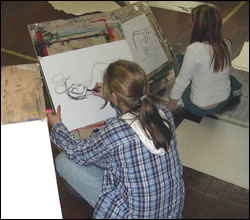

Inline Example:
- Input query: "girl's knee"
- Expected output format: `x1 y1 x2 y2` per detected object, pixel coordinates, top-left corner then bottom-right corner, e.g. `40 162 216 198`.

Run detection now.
55 152 66 165
55 152 69 174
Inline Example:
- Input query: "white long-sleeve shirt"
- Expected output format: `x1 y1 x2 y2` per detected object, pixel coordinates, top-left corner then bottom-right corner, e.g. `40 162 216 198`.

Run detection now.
170 41 231 107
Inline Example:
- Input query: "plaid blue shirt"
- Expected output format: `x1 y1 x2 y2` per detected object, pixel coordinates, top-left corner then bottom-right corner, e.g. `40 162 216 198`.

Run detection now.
51 104 185 219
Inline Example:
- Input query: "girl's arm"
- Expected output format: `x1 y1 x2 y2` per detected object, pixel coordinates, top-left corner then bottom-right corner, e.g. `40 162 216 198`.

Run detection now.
170 45 197 107
167 98 178 112
50 121 111 169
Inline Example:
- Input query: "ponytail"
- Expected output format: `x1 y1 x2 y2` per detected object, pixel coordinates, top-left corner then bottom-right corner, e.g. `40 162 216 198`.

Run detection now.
103 59 173 152
139 96 173 151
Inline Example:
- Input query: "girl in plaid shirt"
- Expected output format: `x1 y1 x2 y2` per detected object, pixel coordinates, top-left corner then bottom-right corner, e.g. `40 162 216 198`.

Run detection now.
48 60 185 219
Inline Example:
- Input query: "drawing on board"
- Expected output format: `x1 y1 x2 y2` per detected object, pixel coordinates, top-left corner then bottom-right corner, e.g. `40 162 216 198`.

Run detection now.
88 60 113 89
132 26 161 62
39 39 133 131
122 13 168 74
52 73 89 100
52 60 112 100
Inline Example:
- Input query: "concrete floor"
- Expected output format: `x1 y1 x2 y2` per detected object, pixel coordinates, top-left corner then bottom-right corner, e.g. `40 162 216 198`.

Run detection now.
1 1 249 219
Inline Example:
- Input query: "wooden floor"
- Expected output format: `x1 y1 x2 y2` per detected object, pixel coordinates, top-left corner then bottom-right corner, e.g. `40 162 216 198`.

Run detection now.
1 1 249 219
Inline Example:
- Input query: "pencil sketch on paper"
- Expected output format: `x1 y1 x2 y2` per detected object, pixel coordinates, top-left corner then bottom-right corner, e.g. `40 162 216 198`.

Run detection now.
52 60 112 100
132 26 161 62
88 60 112 89
52 73 89 100
122 13 168 74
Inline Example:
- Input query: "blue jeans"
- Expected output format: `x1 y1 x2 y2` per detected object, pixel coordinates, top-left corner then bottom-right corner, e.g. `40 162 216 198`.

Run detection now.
173 54 242 116
55 152 104 207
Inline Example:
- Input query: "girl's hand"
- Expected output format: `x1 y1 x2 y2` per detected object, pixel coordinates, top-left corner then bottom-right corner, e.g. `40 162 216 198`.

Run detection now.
92 83 104 99
47 105 62 128
167 98 178 112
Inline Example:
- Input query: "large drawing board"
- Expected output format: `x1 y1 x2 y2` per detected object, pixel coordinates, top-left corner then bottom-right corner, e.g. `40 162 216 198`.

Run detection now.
27 19 124 57
28 2 173 130
39 40 133 131
27 2 172 76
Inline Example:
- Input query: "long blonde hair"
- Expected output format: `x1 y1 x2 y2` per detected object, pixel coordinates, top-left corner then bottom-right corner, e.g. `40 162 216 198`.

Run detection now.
190 4 231 72
102 60 173 151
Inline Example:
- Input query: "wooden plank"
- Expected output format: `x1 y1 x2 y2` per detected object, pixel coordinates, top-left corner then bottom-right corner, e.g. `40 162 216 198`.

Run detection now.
1 64 46 124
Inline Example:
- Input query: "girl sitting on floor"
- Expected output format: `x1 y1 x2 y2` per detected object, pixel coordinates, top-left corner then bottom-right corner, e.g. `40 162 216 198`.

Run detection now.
48 60 185 219
167 3 242 116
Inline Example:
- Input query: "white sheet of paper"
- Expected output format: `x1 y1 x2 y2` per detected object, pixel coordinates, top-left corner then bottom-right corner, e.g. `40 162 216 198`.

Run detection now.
232 41 249 72
39 40 134 131
176 117 249 189
148 1 204 13
1 120 62 219
122 14 168 74
48 1 120 15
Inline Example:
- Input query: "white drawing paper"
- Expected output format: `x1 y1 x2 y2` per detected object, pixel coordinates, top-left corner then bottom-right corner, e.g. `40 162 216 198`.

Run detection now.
39 40 134 131
1 120 62 218
122 13 168 74
148 1 204 14
232 41 249 72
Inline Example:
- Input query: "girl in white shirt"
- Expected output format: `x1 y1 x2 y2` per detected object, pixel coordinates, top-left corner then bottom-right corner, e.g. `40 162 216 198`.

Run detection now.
167 3 242 116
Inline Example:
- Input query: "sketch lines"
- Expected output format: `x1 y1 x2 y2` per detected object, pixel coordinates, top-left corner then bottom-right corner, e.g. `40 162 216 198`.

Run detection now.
52 73 89 100
52 59 113 100
132 26 161 62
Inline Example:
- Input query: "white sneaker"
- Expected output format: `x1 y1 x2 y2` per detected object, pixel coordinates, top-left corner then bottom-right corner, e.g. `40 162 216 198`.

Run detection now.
232 89 242 97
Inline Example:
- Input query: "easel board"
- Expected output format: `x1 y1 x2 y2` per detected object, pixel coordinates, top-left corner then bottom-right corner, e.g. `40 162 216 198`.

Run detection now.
39 39 134 131
27 2 173 77
122 13 169 74
27 2 173 130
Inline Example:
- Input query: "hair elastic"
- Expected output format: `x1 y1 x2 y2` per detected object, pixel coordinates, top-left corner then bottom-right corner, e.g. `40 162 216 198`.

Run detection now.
139 95 148 102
